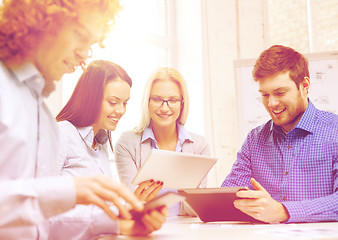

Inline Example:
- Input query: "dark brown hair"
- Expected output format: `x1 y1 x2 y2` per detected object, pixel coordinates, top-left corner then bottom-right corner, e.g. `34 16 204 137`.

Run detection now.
56 60 132 126
252 45 309 88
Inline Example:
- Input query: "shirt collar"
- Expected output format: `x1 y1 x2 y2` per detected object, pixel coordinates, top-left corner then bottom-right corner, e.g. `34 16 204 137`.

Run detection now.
141 123 194 144
77 126 108 150
293 99 316 133
177 123 194 144
11 63 45 97
271 99 316 135
142 126 156 143
77 126 95 148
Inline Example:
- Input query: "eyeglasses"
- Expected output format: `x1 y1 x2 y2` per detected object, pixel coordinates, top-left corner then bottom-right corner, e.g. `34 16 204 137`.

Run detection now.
149 97 183 108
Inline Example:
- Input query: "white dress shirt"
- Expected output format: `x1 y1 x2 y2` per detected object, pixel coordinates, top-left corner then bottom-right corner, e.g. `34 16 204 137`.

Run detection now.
49 121 119 240
0 62 76 239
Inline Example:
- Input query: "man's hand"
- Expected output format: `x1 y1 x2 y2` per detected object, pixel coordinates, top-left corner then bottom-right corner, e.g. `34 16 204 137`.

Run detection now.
134 179 163 202
234 178 289 223
119 206 168 236
73 175 143 220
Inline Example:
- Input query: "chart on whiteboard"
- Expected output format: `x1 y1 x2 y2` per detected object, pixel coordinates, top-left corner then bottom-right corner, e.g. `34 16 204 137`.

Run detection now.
309 59 338 114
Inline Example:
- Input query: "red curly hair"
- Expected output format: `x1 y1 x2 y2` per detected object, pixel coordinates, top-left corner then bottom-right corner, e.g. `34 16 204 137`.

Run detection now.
0 0 121 68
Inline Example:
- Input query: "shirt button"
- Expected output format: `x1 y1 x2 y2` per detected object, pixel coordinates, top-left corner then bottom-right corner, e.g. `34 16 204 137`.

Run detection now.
287 145 291 149
36 78 42 84
285 171 289 175
283 197 286 201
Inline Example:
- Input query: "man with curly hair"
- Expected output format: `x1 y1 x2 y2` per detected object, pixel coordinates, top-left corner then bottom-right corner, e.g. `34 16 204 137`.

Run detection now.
0 0 167 239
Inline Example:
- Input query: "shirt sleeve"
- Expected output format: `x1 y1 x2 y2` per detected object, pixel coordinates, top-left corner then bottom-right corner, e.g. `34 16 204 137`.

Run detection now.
49 204 120 240
283 153 338 223
221 132 253 188
283 193 338 223
0 176 76 227
115 132 139 191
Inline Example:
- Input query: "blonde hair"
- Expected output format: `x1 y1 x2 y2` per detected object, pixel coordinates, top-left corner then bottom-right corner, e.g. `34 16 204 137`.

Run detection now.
133 67 189 133
0 0 121 67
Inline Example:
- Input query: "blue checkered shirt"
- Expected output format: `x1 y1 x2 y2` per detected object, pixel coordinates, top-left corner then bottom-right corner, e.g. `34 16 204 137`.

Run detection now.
222 100 338 223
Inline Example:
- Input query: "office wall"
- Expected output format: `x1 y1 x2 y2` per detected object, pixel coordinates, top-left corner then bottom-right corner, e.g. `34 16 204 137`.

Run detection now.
173 0 205 135
201 0 267 186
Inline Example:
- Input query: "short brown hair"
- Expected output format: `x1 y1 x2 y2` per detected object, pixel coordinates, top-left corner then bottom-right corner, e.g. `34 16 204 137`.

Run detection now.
252 45 309 88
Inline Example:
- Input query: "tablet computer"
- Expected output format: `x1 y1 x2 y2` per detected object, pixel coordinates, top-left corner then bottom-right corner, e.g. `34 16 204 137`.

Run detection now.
130 192 186 219
131 149 217 189
178 187 262 223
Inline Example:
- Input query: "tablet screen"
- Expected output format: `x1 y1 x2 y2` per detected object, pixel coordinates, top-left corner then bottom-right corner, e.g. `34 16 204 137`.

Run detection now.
132 149 217 189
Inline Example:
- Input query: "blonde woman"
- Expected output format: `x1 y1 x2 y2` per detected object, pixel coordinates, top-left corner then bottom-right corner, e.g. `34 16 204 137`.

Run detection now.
115 67 210 216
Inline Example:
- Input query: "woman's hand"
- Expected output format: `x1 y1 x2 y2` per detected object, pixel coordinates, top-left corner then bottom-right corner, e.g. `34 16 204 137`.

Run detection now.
134 179 163 202
119 206 168 236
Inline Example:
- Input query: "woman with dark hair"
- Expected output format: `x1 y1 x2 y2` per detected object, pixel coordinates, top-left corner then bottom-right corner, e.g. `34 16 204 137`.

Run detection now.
55 60 132 175
50 60 168 238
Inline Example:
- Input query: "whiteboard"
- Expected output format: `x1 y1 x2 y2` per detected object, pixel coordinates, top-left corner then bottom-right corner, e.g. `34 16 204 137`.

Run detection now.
234 51 338 144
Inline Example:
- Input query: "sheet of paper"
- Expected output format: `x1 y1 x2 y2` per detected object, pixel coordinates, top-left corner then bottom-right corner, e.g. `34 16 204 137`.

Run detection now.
256 224 338 239
191 222 338 239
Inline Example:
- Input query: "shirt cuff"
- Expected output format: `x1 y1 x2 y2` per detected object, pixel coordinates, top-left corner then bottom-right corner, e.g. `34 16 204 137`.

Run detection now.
35 176 76 218
90 206 120 237
282 201 308 223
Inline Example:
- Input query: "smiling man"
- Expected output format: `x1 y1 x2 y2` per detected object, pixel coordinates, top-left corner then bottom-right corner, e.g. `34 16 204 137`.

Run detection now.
222 45 338 223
